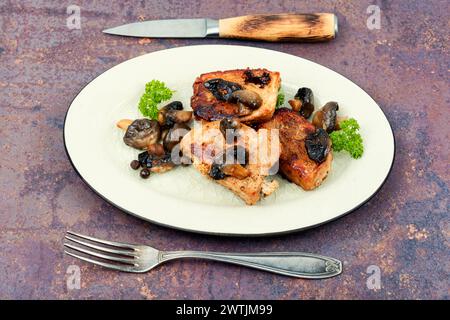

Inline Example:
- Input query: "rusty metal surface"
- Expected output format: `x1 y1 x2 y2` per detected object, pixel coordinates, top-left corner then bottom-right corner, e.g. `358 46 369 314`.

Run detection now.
0 0 448 299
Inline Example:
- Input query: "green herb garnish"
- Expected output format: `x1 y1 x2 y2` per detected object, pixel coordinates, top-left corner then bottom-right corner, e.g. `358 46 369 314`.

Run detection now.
330 118 364 159
276 90 285 108
138 80 174 119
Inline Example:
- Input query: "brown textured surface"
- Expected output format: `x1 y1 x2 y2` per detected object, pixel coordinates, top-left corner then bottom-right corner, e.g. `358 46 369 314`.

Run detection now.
219 13 336 42
0 0 448 299
259 108 333 190
191 68 280 122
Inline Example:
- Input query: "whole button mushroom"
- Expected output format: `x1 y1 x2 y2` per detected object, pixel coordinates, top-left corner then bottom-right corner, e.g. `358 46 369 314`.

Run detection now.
123 119 161 150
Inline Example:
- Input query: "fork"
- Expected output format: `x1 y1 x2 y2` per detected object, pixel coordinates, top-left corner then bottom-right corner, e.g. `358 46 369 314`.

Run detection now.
63 231 342 279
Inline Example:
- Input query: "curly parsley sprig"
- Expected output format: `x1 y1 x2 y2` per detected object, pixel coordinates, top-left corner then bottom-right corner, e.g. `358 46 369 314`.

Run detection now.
138 80 174 119
330 118 364 159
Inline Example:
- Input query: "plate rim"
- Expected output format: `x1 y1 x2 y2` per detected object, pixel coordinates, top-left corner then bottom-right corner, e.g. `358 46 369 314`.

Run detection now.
63 44 396 237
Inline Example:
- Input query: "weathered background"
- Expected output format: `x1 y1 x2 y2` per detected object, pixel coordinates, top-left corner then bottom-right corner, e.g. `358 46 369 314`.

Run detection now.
0 0 448 299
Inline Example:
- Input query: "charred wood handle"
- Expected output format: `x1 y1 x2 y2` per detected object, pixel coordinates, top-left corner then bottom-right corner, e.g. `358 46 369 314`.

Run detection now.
218 13 337 42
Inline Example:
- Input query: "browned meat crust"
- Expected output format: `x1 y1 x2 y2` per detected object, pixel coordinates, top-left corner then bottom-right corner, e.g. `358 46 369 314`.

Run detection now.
191 68 281 123
259 108 332 190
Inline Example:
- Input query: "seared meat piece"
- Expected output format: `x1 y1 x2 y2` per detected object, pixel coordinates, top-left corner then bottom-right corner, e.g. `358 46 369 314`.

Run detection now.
259 108 332 190
179 120 279 205
191 68 281 123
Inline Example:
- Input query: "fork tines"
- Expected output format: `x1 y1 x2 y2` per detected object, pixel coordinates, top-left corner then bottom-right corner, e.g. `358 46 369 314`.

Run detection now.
63 231 139 272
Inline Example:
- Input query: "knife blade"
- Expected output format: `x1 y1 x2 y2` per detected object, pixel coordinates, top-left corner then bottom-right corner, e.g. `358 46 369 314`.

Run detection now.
103 19 218 38
103 13 338 42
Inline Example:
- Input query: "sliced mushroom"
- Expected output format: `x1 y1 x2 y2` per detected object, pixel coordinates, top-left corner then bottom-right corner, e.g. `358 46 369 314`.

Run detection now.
157 101 192 127
158 110 192 127
305 128 330 163
147 143 165 157
150 163 175 173
160 128 169 142
208 145 250 180
208 163 249 180
288 99 302 112
237 103 253 116
123 119 160 150
138 150 175 173
294 88 314 119
230 90 262 109
167 110 193 123
312 102 339 133
163 123 191 152
116 119 133 131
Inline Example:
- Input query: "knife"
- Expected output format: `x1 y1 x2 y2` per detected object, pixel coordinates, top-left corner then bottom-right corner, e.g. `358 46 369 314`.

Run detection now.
103 13 338 42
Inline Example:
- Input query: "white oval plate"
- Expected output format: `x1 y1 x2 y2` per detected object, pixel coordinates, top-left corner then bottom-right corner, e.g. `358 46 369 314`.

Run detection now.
64 45 395 236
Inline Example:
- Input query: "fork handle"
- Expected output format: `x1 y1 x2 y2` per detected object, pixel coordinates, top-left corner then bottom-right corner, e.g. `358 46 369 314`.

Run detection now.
160 251 342 279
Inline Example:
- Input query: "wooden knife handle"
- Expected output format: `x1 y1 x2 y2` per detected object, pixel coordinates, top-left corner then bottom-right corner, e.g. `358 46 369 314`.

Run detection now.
218 13 337 42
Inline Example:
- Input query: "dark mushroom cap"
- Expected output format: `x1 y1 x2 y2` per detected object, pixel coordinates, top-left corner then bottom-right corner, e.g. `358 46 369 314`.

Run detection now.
138 150 173 169
160 101 183 112
294 87 315 119
209 163 226 180
123 119 160 150
203 78 242 101
305 128 330 163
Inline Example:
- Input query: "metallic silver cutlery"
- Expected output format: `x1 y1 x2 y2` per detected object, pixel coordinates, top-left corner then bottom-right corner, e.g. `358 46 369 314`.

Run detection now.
64 231 342 279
